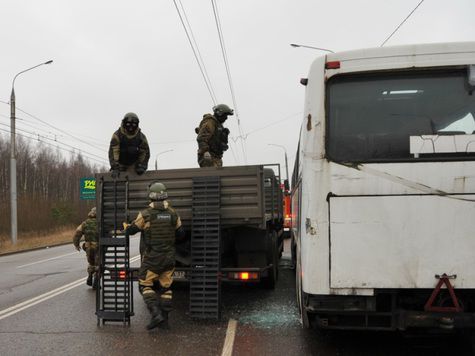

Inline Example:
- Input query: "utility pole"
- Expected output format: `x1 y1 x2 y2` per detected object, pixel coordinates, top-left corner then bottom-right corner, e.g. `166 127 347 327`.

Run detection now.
10 60 53 244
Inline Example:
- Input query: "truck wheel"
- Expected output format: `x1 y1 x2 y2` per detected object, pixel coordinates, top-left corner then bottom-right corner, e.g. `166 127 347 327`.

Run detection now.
263 231 278 289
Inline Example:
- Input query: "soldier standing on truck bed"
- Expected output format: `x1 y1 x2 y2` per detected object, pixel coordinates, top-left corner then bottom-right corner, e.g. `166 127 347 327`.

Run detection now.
73 207 99 289
125 182 185 330
109 112 150 177
196 104 233 167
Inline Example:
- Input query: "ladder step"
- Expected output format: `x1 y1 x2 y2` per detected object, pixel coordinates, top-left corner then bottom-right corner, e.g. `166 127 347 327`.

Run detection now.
97 179 134 324
190 176 221 320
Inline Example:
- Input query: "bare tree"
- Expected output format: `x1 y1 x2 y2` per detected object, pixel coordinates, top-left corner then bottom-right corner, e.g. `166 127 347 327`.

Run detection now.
0 134 105 236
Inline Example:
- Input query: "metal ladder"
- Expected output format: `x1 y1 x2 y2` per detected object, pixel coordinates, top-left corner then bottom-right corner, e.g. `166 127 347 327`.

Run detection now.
190 176 221 319
96 177 134 325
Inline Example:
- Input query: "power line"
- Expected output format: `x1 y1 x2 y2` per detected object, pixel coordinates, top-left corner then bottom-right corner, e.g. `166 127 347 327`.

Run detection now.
178 0 218 104
211 0 247 163
172 0 218 105
229 111 302 142
0 113 108 150
0 127 107 165
0 100 106 152
380 0 425 47
0 122 107 164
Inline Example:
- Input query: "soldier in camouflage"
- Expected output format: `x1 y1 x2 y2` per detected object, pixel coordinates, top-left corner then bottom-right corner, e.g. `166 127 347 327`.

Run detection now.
196 104 233 167
109 112 150 177
125 182 185 330
73 207 99 289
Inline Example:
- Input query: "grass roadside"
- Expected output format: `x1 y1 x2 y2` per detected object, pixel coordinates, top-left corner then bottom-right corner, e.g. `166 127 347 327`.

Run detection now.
0 226 75 255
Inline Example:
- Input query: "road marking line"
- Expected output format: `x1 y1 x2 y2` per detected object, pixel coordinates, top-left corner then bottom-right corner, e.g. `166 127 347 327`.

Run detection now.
17 252 78 269
221 318 237 356
0 277 86 320
2 254 142 320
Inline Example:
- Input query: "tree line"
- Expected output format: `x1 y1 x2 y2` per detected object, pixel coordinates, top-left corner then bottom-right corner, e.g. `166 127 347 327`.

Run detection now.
0 134 105 235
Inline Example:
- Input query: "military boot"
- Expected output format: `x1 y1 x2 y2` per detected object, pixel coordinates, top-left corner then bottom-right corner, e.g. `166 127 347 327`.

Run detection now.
158 310 169 330
92 274 99 290
86 273 93 286
146 304 165 330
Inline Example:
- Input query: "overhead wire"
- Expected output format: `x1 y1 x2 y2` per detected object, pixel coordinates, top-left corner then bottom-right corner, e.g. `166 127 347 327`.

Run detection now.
210 0 247 163
0 100 105 152
380 0 425 47
172 0 218 105
177 0 218 104
0 101 108 165
0 127 107 165
229 111 302 142
0 122 108 164
0 113 109 150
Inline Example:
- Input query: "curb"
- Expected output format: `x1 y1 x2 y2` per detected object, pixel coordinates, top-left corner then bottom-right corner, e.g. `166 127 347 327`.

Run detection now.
0 241 72 257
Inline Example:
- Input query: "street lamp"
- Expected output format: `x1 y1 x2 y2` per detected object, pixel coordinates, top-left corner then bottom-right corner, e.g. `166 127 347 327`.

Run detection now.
268 143 289 182
154 149 174 170
10 60 53 244
290 43 334 53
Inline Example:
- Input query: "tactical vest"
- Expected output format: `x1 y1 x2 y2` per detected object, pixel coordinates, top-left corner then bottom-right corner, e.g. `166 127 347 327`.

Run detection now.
117 130 143 165
142 207 177 253
83 218 97 243
201 117 227 155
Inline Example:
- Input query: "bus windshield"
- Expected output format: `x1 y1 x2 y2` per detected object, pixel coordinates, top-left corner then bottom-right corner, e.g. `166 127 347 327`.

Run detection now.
326 69 475 162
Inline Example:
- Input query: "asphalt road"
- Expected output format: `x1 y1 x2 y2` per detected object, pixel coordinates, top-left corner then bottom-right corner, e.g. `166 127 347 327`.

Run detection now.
0 238 472 356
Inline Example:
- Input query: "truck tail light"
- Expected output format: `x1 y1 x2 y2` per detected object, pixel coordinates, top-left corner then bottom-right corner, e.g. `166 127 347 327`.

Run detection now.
229 272 259 281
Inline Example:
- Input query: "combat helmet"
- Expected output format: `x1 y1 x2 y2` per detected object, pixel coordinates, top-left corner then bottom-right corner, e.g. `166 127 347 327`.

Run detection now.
149 182 168 201
122 112 140 133
212 104 234 117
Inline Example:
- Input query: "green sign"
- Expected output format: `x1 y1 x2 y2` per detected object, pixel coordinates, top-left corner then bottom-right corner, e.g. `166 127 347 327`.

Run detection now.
80 177 96 200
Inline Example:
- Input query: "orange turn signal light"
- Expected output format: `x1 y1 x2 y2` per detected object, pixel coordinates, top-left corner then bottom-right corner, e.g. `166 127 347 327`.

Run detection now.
229 272 259 280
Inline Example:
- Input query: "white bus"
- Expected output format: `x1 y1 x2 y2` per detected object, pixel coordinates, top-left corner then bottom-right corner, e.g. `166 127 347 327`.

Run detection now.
291 42 475 331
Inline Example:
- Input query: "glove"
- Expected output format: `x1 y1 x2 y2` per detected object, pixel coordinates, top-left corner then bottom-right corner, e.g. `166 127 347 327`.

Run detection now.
203 151 212 161
135 165 146 175
75 245 81 251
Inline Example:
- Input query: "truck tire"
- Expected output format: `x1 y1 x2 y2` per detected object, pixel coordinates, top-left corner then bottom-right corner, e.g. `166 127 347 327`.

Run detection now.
263 231 278 289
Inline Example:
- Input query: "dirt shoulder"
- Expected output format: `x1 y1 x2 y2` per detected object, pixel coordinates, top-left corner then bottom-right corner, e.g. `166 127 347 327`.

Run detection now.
0 227 75 255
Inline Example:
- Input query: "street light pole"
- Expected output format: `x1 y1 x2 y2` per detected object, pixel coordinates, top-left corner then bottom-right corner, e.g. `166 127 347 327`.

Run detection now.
154 149 174 170
268 144 289 182
10 60 53 244
290 43 334 53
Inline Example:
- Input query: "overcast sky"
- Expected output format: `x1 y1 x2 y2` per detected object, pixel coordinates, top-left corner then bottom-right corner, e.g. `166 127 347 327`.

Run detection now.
1 0 474 179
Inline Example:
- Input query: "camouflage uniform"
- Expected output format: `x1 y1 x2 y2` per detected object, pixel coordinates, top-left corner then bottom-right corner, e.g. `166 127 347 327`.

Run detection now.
73 208 98 288
196 114 230 167
109 113 150 175
127 199 184 330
